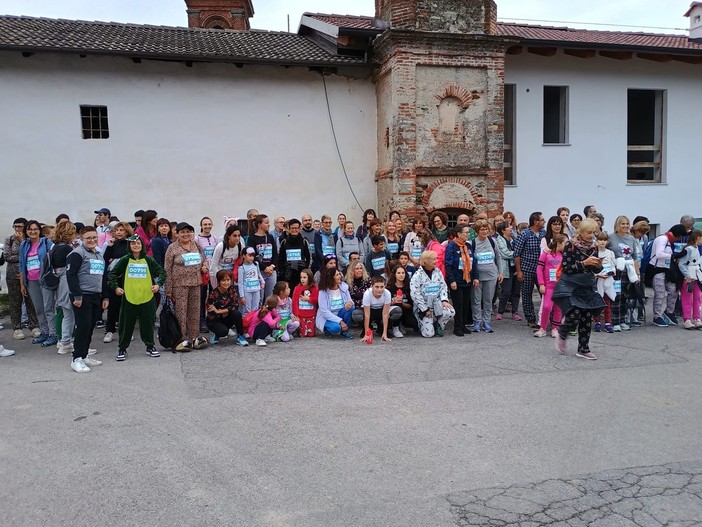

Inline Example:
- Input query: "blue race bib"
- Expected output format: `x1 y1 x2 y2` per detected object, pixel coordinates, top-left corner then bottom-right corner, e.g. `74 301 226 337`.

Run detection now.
323 245 335 256
26 255 40 271
329 296 344 311
387 242 399 254
89 259 105 275
476 252 494 265
203 246 215 259
424 283 440 296
182 253 202 266
127 263 148 279
372 257 385 271
287 249 302 262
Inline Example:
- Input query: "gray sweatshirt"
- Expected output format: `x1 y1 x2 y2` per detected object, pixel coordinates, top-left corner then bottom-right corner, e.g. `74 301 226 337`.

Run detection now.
66 244 106 301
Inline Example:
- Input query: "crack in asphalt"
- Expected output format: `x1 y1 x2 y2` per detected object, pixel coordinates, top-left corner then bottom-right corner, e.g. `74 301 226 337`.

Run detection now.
447 461 702 526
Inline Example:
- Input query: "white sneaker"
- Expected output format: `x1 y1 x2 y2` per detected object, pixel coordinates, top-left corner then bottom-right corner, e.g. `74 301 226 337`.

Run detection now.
391 326 404 338
533 328 547 338
255 339 267 347
31 328 41 338
103 332 113 343
694 319 702 329
88 348 98 356
551 329 559 338
57 341 74 354
71 358 91 373
0 345 16 357
83 357 103 367
228 328 237 337
13 329 25 340
620 323 631 331
264 335 275 342
683 319 695 330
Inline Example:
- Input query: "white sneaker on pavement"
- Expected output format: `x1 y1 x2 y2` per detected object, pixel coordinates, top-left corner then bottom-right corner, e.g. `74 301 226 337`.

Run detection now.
255 339 267 347
57 341 74 354
391 326 404 338
0 345 16 357
71 358 91 373
13 329 25 340
83 357 103 367
103 332 113 343
88 348 98 355
31 328 41 338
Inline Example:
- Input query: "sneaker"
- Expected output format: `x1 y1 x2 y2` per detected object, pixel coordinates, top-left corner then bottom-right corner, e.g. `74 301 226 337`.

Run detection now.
604 324 614 333
88 348 98 356
264 335 275 343
83 357 102 367
146 346 160 357
482 322 493 333
103 332 113 343
665 312 679 326
0 345 15 358
652 317 669 327
576 350 597 360
175 340 192 352
323 329 333 338
629 320 642 328
391 326 404 338
512 313 522 321
95 320 105 329
453 328 465 337
683 319 695 330
57 341 73 355
13 329 25 340
41 335 58 347
555 333 567 354
594 322 601 332
116 349 127 361
31 328 41 338
533 328 547 338
200 324 210 334
255 339 267 347
527 320 539 329
228 328 237 338
340 331 354 339
236 335 249 346
192 336 209 350
694 319 702 329
611 325 621 333
32 333 48 344
210 333 219 345
71 358 91 373
495 313 503 320
551 328 559 338
471 322 481 333
620 323 630 331
436 325 444 337
569 329 578 336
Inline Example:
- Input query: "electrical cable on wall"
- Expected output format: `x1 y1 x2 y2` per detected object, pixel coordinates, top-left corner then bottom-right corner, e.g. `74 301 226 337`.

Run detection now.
321 73 364 211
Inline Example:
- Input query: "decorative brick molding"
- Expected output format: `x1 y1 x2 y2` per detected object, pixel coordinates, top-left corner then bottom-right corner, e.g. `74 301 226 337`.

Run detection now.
421 177 485 210
434 85 480 110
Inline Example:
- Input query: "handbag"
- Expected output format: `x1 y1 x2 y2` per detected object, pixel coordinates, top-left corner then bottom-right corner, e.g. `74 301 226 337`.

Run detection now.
39 244 60 291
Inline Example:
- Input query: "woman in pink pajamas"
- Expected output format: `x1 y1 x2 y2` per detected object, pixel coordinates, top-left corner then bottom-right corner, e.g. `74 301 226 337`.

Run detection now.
534 234 567 338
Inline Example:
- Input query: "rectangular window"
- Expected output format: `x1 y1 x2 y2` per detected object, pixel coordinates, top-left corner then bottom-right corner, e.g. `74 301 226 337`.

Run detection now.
627 89 664 183
80 105 109 139
543 86 568 144
504 84 516 185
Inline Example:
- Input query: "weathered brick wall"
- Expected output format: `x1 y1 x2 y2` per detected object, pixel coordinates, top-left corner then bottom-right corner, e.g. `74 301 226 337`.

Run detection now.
185 0 253 30
373 26 514 220
376 0 497 34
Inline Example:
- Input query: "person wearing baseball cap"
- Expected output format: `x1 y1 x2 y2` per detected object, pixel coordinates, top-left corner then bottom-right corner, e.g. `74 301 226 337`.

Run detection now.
94 208 112 250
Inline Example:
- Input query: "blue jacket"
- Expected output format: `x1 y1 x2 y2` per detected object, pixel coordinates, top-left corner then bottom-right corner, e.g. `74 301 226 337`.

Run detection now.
19 237 53 287
445 240 471 287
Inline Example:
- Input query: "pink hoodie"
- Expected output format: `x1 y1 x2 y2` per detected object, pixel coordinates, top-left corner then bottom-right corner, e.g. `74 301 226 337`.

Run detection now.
537 251 562 288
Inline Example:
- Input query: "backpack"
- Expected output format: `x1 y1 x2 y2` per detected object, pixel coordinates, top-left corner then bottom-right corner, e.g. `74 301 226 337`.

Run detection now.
39 243 60 291
471 237 497 270
639 239 656 275
242 309 260 337
158 299 182 350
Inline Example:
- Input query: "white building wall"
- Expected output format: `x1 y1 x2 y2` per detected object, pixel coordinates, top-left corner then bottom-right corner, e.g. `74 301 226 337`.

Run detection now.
0 52 378 236
504 51 702 231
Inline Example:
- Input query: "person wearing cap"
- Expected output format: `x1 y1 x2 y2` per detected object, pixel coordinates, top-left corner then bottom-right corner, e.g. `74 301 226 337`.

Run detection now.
164 222 208 351
94 208 112 249
238 246 265 315
108 235 167 361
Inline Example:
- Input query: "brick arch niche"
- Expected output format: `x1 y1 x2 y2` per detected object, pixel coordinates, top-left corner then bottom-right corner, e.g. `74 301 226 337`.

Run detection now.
422 178 484 212
203 15 230 29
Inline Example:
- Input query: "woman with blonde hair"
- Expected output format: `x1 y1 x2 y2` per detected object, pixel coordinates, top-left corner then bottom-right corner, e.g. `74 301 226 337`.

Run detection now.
51 221 79 354
410 250 455 337
345 260 371 327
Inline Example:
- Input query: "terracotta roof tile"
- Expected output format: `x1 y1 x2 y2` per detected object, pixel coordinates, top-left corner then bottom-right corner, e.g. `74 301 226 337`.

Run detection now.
308 13 702 54
0 15 369 66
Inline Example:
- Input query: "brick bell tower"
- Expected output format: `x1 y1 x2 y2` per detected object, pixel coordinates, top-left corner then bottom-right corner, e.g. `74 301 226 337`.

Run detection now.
373 0 516 220
185 0 254 30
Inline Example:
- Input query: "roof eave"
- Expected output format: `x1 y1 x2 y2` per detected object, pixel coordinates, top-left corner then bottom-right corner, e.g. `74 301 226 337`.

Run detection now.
511 38 702 57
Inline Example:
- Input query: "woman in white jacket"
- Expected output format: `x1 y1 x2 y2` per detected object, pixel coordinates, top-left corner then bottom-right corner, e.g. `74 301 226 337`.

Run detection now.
410 250 454 337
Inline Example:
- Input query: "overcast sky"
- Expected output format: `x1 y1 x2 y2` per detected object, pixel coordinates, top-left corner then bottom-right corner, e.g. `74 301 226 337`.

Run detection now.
0 0 692 34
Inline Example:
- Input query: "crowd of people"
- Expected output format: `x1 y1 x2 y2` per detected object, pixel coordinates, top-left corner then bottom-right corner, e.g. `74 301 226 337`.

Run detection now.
1 205 700 370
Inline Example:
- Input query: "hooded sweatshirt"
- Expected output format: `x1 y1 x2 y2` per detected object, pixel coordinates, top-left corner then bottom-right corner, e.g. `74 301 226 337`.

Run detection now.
108 246 167 305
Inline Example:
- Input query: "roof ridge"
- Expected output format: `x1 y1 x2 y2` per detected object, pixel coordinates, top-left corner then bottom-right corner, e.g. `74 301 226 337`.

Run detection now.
495 21 686 39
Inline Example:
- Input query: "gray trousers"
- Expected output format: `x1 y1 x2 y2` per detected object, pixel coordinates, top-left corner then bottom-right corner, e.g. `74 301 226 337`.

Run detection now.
27 280 55 336
472 278 497 325
263 270 277 299
652 272 677 319
240 290 261 315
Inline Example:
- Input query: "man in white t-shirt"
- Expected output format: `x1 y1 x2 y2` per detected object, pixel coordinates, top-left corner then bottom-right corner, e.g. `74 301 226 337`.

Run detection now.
360 276 401 342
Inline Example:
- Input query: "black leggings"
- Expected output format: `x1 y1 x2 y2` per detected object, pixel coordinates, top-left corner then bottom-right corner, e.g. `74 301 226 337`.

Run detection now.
207 311 244 338
559 308 594 352
252 320 273 340
450 286 472 327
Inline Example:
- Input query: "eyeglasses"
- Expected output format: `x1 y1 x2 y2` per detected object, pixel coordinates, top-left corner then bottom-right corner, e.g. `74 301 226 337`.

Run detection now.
13 224 24 228
27 228 40 232
83 236 98 240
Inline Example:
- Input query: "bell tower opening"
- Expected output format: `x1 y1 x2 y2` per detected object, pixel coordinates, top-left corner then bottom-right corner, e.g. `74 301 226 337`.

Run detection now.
184 0 254 31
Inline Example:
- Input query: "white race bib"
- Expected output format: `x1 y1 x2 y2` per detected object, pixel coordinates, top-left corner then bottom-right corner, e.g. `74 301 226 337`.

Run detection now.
26 255 40 271
287 248 302 262
371 257 385 271
424 283 440 296
387 242 399 254
221 257 234 270
245 278 260 291
411 248 422 259
476 252 494 265
602 264 613 275
258 244 273 260
549 268 557 282
299 298 314 310
329 296 344 311
458 258 464 270
309 243 315 254
203 246 215 259
89 259 105 275
323 245 335 256
127 263 148 279
614 280 622 293
182 253 202 266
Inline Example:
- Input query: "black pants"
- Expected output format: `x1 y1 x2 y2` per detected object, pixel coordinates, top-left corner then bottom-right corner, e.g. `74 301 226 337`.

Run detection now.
207 311 244 338
558 307 594 352
105 288 122 333
450 285 472 328
73 293 101 360
252 320 273 340
520 270 539 322
498 272 521 314
398 307 419 332
200 284 209 326
118 297 155 349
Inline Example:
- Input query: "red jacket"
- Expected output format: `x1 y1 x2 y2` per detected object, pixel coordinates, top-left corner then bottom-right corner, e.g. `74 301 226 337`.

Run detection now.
292 284 319 318
427 240 446 278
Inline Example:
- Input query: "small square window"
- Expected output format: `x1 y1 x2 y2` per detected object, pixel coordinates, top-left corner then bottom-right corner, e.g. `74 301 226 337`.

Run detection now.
80 105 109 139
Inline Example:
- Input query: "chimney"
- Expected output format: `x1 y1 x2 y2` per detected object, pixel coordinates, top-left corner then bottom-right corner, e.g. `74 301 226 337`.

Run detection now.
685 2 702 39
375 0 497 35
185 0 254 30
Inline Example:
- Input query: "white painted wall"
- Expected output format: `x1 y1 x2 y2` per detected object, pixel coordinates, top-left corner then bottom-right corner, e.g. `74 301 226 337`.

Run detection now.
504 51 702 231
0 52 378 238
